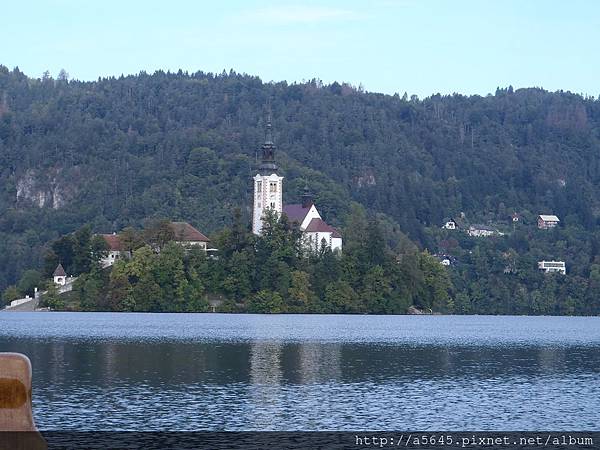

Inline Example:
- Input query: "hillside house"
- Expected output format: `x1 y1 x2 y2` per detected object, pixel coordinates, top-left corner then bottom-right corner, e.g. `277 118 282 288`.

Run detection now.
467 224 499 237
100 233 124 268
538 260 566 275
538 215 560 229
442 219 457 230
434 254 456 266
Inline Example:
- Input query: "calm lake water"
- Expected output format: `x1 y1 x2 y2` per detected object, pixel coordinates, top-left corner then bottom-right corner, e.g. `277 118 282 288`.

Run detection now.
0 313 599 430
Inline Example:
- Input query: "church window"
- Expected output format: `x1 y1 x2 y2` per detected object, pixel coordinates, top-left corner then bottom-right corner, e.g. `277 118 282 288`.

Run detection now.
270 182 277 193
257 181 262 191
270 202 275 209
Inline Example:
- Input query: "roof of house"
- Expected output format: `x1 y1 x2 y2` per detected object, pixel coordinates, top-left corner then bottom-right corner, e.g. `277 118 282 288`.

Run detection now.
304 218 342 238
539 214 560 222
101 234 123 251
170 222 210 242
282 204 311 224
53 263 66 277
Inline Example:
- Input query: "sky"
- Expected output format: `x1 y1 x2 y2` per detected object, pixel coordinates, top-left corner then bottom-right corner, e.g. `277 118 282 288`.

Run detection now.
2 0 599 97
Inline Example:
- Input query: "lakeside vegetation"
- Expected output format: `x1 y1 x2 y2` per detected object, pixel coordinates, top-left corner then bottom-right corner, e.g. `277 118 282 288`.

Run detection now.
1 67 600 314
32 207 451 313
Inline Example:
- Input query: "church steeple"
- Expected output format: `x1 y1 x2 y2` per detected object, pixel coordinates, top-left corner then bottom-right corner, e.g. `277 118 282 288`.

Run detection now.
259 112 278 174
252 109 284 235
264 112 274 146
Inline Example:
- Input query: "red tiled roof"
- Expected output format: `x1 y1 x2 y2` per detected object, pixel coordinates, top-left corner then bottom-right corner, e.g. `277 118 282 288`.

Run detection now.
282 204 311 224
170 222 210 242
101 234 123 251
53 263 66 277
304 218 342 238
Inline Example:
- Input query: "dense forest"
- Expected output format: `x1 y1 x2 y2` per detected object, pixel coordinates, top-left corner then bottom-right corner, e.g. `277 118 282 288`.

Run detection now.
2 65 600 314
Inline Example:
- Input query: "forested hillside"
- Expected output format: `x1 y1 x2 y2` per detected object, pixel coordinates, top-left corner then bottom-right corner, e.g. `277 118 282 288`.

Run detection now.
2 65 600 314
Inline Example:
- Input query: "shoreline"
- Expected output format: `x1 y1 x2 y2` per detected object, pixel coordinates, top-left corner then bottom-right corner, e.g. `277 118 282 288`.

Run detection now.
2 309 598 318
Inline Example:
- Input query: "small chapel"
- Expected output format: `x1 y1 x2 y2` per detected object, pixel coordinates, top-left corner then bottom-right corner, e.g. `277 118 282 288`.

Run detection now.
252 115 342 252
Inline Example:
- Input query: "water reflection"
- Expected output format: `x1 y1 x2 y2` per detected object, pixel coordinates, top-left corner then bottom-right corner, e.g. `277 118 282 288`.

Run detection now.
248 342 283 429
0 314 599 430
298 343 341 383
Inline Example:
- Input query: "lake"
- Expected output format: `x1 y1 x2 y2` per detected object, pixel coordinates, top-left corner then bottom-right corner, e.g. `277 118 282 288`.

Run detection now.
0 313 599 430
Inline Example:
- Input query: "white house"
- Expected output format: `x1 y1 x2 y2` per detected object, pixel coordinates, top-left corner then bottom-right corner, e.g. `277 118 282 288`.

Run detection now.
538 214 560 229
538 260 566 275
467 224 498 237
252 115 342 252
53 263 67 286
100 233 123 268
434 254 456 266
442 219 457 230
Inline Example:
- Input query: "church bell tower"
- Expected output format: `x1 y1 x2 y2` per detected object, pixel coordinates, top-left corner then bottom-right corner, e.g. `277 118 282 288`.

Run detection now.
252 113 284 235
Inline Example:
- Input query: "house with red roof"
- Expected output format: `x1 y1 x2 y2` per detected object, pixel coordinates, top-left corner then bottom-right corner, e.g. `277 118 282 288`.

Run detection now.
170 222 210 250
170 222 216 258
99 233 124 268
98 222 210 267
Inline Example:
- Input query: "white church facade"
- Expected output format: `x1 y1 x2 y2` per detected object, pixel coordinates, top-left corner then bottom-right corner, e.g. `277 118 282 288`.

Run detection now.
252 173 284 235
252 116 342 252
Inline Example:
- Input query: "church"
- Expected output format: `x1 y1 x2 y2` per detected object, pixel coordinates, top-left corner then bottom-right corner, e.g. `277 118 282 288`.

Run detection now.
252 116 342 252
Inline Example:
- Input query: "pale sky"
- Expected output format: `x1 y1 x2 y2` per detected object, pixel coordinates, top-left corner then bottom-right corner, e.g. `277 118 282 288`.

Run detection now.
2 0 599 97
